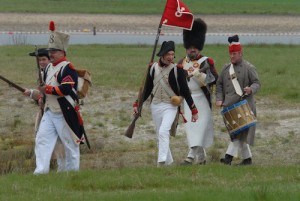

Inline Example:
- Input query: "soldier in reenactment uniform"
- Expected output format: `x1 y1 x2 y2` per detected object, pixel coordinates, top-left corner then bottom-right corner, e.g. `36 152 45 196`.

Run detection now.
33 21 83 174
24 48 66 172
177 18 218 165
133 41 198 167
216 35 261 165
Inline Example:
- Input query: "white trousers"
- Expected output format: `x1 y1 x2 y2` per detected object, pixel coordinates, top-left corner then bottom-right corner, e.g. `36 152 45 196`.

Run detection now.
52 138 66 172
151 102 177 165
34 110 80 174
35 111 66 171
226 140 252 159
187 146 206 163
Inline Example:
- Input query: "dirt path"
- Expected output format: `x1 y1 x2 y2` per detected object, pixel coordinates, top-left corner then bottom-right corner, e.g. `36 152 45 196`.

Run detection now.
1 13 300 33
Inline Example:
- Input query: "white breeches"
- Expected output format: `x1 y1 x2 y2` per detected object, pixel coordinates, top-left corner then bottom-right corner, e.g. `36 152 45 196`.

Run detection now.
34 110 80 174
226 140 252 159
151 102 177 165
187 146 207 163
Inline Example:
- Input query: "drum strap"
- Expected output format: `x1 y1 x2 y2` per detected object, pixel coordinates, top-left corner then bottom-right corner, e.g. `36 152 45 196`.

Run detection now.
229 64 243 96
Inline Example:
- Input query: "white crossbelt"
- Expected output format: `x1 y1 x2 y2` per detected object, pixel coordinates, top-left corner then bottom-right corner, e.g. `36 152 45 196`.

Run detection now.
229 64 243 96
153 65 176 97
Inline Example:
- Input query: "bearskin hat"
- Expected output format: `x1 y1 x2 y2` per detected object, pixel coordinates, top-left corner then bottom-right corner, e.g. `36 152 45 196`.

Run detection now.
183 18 207 50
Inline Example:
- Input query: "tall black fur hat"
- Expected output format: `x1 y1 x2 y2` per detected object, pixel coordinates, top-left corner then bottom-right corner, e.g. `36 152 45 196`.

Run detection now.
183 18 207 50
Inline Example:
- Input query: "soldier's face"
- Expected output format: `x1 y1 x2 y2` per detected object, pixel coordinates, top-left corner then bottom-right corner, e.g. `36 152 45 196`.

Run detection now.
186 46 200 60
49 50 64 63
38 56 50 70
162 51 175 65
229 51 242 64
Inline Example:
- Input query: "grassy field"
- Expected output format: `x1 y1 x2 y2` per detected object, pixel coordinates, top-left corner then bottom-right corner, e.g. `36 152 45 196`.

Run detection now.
1 44 299 102
0 44 299 183
1 0 300 198
0 165 300 201
0 0 300 15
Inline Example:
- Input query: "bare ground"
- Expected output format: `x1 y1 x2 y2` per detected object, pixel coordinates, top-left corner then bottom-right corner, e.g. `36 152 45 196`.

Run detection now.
1 13 300 34
0 86 299 171
0 14 299 172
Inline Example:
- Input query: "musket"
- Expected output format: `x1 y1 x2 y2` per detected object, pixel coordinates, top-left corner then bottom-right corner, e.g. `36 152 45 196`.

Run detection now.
0 75 26 93
34 45 44 86
124 23 163 138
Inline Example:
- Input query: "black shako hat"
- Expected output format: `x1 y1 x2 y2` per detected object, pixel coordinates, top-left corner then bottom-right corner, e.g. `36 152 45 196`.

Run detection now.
156 41 175 57
29 48 50 59
183 18 207 51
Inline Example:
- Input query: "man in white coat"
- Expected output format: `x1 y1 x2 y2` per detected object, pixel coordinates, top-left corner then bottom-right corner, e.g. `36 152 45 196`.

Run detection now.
177 18 218 165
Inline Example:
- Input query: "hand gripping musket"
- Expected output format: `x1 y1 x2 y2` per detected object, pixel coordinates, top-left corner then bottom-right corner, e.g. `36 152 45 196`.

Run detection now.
0 75 26 93
124 24 163 138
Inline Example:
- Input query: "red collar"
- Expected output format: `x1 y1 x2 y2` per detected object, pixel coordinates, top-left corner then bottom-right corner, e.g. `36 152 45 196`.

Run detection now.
52 57 67 66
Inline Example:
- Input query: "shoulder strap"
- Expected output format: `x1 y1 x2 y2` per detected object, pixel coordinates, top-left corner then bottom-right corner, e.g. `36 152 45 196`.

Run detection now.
229 64 243 96
174 66 180 91
149 62 156 77
197 56 208 65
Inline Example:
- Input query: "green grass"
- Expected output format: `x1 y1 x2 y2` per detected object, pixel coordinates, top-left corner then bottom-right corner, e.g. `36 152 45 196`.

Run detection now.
0 165 300 201
0 45 299 200
0 0 300 15
1 44 299 103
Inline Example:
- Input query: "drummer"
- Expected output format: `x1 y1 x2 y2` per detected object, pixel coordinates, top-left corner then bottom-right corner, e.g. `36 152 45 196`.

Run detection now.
215 35 261 165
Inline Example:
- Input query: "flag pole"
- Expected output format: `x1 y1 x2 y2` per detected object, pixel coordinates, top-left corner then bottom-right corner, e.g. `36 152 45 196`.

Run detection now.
124 4 167 138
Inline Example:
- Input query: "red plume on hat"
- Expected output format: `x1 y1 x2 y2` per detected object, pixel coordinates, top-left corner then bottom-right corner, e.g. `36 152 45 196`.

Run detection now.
49 21 55 31
47 20 70 52
228 35 242 53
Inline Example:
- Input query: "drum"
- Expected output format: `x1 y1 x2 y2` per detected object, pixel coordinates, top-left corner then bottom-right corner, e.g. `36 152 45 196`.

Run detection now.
221 100 257 135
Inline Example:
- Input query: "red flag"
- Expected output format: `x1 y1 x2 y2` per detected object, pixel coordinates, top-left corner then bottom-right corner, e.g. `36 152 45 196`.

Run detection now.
160 0 194 30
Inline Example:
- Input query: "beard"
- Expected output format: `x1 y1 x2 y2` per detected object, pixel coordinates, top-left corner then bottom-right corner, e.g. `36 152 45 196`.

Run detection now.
187 51 198 60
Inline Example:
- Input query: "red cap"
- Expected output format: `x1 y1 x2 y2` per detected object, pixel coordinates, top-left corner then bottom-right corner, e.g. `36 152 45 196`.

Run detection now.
229 42 242 53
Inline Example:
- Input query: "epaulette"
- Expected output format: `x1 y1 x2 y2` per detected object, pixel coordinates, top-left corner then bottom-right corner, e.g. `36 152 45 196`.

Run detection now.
177 64 184 69
207 57 214 65
68 63 76 70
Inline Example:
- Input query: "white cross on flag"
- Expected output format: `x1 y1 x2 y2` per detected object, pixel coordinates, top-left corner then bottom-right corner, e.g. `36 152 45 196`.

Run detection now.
160 0 194 30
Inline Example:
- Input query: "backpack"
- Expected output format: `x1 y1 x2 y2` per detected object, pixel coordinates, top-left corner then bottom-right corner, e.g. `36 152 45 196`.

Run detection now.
56 63 92 99
76 69 92 99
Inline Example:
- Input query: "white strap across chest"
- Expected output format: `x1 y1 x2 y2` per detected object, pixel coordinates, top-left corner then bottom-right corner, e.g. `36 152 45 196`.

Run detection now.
183 56 208 70
229 64 243 96
46 61 70 85
152 63 176 97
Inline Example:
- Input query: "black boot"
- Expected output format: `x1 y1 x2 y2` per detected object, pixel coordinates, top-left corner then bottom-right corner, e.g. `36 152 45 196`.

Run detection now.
239 158 252 166
220 154 233 165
